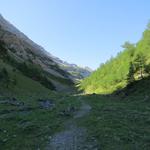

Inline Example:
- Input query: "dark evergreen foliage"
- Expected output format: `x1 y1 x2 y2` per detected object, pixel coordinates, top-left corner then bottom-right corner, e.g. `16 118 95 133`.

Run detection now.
127 62 135 85
0 68 10 88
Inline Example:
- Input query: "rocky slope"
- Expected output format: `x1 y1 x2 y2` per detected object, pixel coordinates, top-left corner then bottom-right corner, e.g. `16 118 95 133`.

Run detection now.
50 55 92 80
0 14 74 92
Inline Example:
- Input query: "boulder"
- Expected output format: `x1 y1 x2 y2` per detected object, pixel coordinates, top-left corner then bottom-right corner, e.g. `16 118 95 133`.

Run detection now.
38 99 55 110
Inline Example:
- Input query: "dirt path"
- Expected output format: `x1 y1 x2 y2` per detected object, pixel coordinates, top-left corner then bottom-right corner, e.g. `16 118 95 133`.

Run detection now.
46 99 98 150
74 102 91 119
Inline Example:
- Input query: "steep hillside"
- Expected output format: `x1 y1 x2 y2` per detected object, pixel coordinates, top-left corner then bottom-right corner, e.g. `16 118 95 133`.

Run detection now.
0 14 74 92
0 71 81 150
136 25 150 59
80 24 150 94
80 43 135 94
0 59 52 98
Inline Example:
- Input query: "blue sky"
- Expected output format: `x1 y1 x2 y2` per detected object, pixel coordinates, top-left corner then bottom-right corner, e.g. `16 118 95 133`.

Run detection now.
0 0 150 69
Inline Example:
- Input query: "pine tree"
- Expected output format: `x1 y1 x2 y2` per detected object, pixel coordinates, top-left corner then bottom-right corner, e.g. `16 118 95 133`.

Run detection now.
134 53 147 79
127 62 135 85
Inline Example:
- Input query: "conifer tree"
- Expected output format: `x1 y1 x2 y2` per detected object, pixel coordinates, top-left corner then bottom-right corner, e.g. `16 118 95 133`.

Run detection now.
127 62 135 85
134 53 147 79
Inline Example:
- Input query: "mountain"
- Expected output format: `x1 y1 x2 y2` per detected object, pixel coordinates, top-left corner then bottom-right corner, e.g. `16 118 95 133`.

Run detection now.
1 14 150 150
0 14 74 92
50 55 92 80
80 23 150 94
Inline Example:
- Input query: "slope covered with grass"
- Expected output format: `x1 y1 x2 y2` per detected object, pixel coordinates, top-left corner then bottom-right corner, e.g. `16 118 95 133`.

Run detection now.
0 59 53 99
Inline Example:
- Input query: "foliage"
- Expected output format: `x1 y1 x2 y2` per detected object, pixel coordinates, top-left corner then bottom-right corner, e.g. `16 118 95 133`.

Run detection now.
145 63 150 75
133 53 147 79
80 23 150 94
17 62 56 90
0 67 10 88
127 62 135 85
0 43 55 90
79 78 150 149
0 40 8 59
80 42 136 94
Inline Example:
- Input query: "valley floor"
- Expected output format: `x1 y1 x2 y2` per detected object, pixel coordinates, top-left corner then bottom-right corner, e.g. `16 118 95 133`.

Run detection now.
47 98 97 150
0 82 150 150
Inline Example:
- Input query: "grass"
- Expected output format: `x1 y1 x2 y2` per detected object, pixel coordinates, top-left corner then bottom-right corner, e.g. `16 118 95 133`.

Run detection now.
0 60 81 149
1 59 150 149
0 60 51 97
0 93 81 150
1 78 150 149
77 78 150 150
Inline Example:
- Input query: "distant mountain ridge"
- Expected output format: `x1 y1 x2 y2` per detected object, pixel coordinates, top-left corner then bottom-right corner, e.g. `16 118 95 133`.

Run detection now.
49 54 92 80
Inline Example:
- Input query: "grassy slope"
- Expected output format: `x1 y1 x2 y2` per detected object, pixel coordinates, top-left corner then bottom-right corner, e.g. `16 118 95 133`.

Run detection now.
0 59 51 99
78 78 150 150
0 60 81 149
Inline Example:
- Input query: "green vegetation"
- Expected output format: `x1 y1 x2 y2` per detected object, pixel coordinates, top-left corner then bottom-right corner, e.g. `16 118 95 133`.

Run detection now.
0 47 78 149
0 59 50 96
0 68 10 88
0 40 74 92
1 74 150 149
17 62 56 90
76 24 150 149
0 93 81 150
127 62 135 85
78 77 150 150
1 17 150 150
80 42 135 93
80 24 150 94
